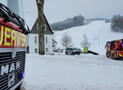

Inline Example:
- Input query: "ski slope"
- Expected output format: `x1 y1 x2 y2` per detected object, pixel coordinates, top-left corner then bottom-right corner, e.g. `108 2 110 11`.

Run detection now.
54 21 123 55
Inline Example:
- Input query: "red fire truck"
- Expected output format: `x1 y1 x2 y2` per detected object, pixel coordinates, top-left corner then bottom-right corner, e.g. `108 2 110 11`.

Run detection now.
0 3 29 90
106 39 123 59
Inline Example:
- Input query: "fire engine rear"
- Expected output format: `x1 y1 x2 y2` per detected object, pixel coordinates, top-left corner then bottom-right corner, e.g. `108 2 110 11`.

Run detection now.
106 39 123 59
0 3 29 90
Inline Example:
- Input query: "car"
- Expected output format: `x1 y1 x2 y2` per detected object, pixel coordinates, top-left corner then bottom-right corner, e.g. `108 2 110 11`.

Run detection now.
65 48 82 55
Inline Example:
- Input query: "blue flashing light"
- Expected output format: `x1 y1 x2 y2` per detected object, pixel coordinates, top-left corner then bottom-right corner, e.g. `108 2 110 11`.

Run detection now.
21 72 25 78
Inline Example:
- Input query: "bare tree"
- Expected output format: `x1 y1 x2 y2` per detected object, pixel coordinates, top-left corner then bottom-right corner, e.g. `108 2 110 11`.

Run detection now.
61 34 73 48
35 0 45 55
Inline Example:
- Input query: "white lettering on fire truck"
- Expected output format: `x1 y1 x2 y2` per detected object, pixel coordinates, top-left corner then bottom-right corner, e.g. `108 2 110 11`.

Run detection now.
1 61 20 75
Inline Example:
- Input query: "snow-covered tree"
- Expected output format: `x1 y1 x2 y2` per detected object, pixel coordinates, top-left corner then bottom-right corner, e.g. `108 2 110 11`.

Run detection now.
80 34 90 48
61 34 73 48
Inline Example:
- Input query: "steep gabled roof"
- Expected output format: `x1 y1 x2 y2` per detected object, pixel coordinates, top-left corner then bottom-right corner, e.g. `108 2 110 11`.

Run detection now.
31 15 54 34
31 19 38 34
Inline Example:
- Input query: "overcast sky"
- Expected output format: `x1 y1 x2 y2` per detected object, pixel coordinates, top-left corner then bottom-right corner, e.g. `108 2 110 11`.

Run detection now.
23 0 123 27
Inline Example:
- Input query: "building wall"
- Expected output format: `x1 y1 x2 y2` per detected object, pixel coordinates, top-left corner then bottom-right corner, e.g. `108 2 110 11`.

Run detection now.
28 34 53 54
28 34 39 54
44 34 53 54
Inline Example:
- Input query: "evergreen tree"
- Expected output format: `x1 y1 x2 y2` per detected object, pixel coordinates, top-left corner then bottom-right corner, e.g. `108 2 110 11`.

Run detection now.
111 15 123 32
50 15 84 30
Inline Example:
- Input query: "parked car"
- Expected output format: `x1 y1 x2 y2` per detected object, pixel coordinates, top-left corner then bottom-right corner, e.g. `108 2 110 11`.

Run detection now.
65 48 82 55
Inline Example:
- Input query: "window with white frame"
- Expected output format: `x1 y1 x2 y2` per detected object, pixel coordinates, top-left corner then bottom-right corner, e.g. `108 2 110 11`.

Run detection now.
46 36 48 43
35 48 38 53
35 36 37 44
46 48 48 52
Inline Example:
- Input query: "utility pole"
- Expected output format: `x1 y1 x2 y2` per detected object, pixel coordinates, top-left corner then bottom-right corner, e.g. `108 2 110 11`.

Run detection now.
35 0 45 55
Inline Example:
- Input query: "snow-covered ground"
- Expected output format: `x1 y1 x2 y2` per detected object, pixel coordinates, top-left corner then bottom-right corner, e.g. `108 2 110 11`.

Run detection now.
54 21 123 55
22 21 123 90
23 54 123 90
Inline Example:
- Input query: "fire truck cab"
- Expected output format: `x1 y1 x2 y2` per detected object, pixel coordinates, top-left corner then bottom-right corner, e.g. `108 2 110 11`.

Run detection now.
0 2 29 90
106 39 123 59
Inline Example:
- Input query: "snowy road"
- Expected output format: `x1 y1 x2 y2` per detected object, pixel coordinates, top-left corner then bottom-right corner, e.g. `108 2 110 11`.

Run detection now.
22 54 123 90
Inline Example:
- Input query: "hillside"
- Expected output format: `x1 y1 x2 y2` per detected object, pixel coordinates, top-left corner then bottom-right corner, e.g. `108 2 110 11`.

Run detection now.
54 21 123 55
50 15 84 30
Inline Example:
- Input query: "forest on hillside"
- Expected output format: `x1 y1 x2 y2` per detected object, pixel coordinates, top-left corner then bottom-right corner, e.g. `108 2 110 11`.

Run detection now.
50 14 123 33
50 15 84 30
111 15 123 33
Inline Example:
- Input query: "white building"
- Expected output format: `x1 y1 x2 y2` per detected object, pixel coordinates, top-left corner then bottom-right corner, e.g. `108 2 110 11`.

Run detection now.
28 16 54 54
